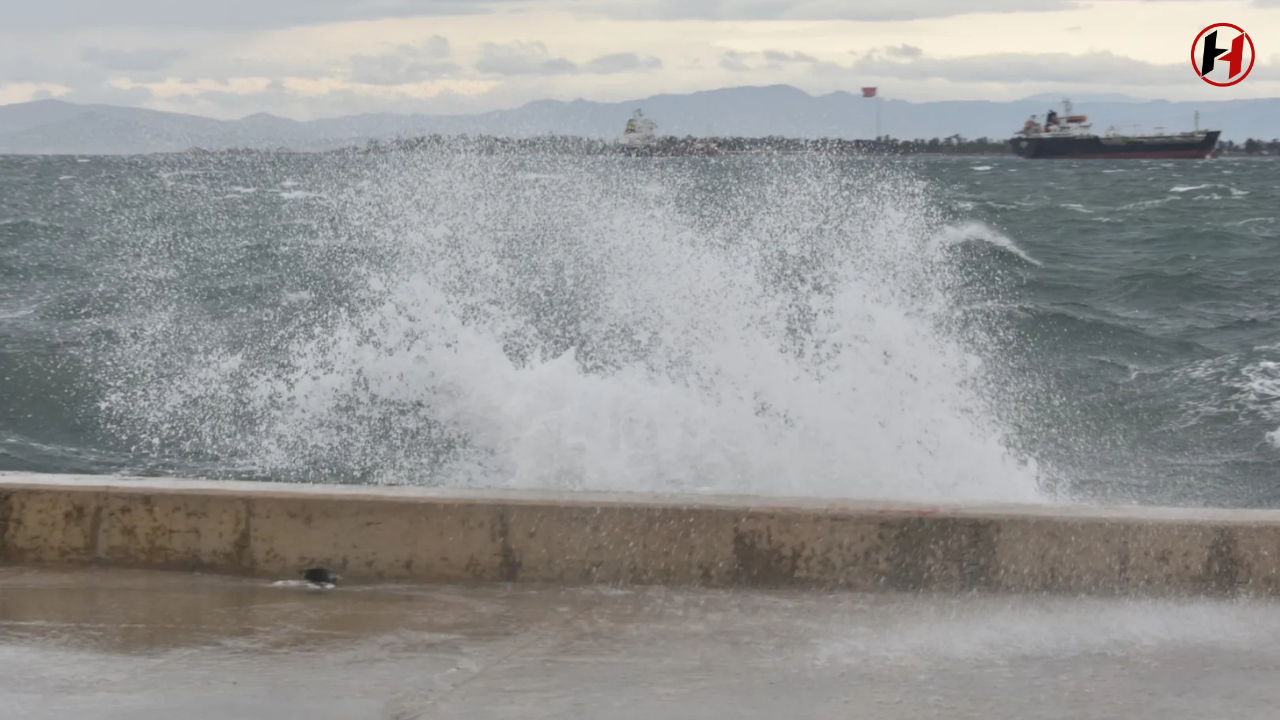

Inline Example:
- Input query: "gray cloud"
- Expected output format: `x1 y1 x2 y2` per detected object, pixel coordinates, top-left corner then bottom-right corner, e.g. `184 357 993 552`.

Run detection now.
476 43 662 77
762 50 818 63
80 47 185 72
61 82 158 107
476 42 578 76
584 52 663 74
94 79 496 120
348 57 460 85
6 1 505 30
594 0 1079 22
415 35 452 60
10 0 1224 30
720 51 752 73
348 36 459 85
0 55 84 85
721 49 817 72
839 50 1185 85
883 44 922 59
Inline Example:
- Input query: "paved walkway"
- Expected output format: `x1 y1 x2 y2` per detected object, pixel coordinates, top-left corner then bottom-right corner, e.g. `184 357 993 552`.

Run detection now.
3 568 1280 719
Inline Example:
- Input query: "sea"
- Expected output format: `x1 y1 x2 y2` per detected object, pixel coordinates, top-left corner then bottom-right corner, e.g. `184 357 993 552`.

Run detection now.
1 149 1278 507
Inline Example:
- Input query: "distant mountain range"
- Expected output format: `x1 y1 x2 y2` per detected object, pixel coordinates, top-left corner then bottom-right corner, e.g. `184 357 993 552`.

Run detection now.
1 86 1277 155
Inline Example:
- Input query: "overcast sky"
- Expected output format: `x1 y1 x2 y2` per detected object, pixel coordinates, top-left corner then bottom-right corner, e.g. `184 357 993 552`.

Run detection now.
2 0 1277 119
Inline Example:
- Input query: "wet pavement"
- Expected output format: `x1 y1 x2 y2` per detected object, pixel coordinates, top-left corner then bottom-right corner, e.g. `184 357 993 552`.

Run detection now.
3 567 1280 719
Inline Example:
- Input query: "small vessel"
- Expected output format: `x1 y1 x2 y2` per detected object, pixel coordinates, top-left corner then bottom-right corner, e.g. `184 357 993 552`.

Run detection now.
620 109 657 147
1010 100 1219 159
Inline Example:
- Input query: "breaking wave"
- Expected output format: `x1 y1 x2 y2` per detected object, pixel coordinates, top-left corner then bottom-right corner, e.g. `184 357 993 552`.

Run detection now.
95 152 1043 502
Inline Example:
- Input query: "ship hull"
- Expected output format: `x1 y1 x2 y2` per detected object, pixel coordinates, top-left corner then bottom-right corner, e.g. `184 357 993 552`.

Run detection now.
1010 131 1219 159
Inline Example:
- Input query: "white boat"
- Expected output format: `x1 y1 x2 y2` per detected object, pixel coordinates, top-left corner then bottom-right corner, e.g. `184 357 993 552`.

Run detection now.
620 109 657 147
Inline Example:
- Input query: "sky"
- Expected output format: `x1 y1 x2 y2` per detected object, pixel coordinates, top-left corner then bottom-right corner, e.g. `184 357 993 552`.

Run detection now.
1 0 1278 119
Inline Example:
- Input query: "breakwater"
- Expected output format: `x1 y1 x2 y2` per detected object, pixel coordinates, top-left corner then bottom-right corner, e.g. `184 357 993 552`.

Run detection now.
3 473 1279 595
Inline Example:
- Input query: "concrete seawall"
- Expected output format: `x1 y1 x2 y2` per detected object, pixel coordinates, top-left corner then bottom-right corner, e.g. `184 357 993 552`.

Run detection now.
3 472 1280 595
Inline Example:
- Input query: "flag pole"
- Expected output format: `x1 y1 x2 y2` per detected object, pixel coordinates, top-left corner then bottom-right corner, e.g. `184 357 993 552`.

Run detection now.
861 86 879 143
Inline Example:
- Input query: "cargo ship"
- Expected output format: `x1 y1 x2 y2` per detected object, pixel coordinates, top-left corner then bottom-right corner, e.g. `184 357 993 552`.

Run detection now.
1010 100 1219 159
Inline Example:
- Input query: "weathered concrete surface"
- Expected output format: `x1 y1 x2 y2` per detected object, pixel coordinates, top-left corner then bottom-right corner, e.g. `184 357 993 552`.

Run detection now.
6 567 1280 719
4 472 1280 595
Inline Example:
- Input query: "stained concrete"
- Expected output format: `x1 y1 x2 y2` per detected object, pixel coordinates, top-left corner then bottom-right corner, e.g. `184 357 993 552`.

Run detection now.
5 567 1280 719
5 473 1280 595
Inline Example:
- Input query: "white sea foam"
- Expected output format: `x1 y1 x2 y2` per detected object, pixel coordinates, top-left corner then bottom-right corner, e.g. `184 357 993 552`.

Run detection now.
0 304 37 320
1119 196 1177 210
1173 354 1280 448
100 153 1043 503
1170 183 1249 197
1239 360 1280 448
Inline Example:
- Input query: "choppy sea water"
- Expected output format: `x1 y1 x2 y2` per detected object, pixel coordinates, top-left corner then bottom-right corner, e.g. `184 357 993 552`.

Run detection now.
1 151 1277 507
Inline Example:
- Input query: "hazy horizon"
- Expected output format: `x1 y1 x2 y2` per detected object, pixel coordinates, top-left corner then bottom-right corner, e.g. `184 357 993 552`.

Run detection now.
2 83 1275 154
0 86 1203 123
2 1 1277 121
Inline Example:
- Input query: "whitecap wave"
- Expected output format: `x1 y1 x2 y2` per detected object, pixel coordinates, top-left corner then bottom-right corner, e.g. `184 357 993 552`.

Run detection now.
933 220 1042 266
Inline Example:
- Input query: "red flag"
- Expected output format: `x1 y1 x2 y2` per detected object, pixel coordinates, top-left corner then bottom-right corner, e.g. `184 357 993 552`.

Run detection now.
861 87 877 98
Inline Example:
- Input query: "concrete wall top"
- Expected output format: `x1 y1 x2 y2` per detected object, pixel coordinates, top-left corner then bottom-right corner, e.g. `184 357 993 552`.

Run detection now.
4 471 1278 523
4 472 1280 596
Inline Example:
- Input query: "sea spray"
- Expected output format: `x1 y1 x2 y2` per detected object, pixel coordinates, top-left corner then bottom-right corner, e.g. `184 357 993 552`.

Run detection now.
96 149 1043 501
